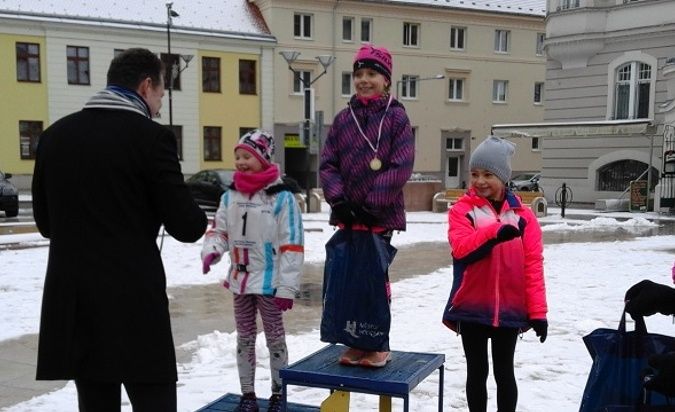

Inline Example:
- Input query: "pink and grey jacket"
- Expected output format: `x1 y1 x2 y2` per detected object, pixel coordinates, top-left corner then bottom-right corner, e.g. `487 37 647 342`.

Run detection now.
442 188 547 332
320 94 414 231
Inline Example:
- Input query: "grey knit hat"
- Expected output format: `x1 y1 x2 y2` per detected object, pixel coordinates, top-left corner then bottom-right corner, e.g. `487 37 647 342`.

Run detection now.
469 136 516 183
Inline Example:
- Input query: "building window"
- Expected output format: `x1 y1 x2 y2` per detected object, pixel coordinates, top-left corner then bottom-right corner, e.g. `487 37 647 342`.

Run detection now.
202 57 221 93
614 62 651 119
293 70 311 94
341 72 352 96
19 120 43 160
450 26 466 50
534 82 544 104
361 18 372 42
448 78 464 101
403 22 420 47
400 75 419 99
161 53 181 90
531 137 540 151
597 160 656 191
16 42 40 82
536 33 545 56
203 126 222 161
294 13 312 39
239 60 257 95
560 0 580 9
240 127 256 138
446 137 463 151
493 80 508 102
166 125 183 160
113 48 125 57
494 30 510 53
342 17 354 42
67 46 90 85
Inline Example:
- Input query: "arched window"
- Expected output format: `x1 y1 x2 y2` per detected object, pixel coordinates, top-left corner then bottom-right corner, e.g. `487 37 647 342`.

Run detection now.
614 62 651 119
597 159 657 191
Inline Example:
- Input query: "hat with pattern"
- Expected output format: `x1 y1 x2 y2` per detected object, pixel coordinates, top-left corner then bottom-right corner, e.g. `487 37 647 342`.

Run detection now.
235 129 275 167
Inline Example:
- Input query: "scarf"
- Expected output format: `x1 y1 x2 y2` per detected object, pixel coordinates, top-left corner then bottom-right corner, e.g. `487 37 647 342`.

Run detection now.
357 93 383 106
233 164 281 195
83 85 152 118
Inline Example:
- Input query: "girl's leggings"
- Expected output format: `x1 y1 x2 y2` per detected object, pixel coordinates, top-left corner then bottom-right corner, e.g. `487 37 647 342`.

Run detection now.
460 322 519 412
233 293 288 395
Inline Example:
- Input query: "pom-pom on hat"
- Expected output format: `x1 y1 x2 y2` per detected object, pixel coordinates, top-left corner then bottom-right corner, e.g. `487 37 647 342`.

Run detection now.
235 129 275 167
469 136 516 184
353 45 392 82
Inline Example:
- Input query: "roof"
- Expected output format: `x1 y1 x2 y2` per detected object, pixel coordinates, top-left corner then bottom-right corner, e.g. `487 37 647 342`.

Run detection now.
0 0 272 40
373 0 546 17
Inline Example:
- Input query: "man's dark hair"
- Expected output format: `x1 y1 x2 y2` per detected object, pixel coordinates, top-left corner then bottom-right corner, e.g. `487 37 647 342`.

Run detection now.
107 48 164 90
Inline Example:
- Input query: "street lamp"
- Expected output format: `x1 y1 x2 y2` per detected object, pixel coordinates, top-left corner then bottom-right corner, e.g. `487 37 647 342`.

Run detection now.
279 50 335 212
166 2 193 127
396 74 445 99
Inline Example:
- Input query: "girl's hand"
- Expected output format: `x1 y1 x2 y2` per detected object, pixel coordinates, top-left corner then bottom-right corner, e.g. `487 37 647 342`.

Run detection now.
202 252 220 274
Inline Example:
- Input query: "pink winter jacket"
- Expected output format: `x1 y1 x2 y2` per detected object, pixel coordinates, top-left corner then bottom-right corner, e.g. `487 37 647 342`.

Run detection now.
442 189 547 332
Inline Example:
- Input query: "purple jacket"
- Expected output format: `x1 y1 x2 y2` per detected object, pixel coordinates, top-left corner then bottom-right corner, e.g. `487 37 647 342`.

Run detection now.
320 95 414 231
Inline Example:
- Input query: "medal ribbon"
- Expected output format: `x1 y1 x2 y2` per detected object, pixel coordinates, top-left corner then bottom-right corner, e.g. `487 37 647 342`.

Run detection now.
349 94 393 158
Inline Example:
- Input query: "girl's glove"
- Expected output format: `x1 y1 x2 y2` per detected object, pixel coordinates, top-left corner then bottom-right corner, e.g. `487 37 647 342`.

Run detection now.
496 224 521 242
331 200 357 226
273 297 294 311
202 252 220 274
529 319 548 343
671 261 675 284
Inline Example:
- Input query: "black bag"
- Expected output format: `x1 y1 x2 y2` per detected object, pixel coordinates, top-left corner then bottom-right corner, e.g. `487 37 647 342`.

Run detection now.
579 310 675 412
320 229 397 351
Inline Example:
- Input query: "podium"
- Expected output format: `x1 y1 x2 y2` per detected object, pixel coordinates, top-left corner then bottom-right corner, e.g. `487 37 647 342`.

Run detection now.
196 392 319 411
280 344 445 411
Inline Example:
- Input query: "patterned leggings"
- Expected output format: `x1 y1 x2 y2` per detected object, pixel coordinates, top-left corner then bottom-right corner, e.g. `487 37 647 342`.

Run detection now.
233 293 288 395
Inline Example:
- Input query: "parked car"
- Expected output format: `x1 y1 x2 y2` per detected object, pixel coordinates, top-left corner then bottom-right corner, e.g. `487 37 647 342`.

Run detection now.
186 169 304 212
0 171 19 217
185 169 235 211
509 172 541 192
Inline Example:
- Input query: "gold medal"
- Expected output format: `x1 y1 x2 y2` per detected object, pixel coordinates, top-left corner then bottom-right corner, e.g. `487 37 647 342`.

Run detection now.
370 157 382 171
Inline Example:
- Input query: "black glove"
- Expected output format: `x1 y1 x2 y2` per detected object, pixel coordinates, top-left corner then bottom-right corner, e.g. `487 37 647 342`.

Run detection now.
645 352 675 397
625 280 675 317
354 206 377 227
529 319 548 343
331 200 357 226
496 224 521 242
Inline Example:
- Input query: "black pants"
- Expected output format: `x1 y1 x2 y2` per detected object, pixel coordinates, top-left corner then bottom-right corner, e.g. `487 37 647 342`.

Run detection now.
460 322 519 412
74 379 177 412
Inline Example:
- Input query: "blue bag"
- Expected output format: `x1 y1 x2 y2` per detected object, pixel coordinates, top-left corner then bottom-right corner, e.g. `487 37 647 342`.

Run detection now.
579 311 675 412
320 229 397 351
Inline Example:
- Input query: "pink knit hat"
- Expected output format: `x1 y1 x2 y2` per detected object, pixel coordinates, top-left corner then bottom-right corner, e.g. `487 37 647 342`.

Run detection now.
353 45 392 82
235 129 275 167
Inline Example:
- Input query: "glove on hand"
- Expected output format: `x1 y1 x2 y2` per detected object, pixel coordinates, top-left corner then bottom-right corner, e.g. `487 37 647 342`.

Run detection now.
331 200 357 226
625 279 675 317
496 224 521 242
273 297 294 311
530 319 548 343
645 352 675 397
672 261 675 284
202 252 220 274
354 206 377 227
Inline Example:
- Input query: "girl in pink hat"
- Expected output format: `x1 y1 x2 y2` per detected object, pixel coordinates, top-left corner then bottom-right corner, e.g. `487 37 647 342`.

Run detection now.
320 45 415 367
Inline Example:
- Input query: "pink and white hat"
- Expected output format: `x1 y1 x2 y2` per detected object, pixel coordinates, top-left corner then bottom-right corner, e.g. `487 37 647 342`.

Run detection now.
353 45 392 82
235 129 275 167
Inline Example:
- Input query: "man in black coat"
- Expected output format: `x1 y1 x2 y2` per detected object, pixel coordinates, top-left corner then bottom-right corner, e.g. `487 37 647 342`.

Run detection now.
31 48 207 411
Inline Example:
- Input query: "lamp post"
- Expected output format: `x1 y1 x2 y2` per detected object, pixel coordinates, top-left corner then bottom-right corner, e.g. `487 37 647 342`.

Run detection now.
166 3 193 128
279 51 335 212
396 74 445 99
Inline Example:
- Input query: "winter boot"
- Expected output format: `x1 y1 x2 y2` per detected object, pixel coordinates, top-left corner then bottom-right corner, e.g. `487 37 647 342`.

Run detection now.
267 393 283 412
235 392 259 412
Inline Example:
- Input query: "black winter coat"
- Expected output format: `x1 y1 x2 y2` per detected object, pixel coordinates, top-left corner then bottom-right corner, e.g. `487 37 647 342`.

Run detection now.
32 108 207 382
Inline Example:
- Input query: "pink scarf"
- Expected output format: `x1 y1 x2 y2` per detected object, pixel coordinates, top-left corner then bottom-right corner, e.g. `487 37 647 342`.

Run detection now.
357 93 383 106
233 164 280 195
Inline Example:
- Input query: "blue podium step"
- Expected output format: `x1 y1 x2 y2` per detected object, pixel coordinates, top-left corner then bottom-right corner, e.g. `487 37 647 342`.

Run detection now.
196 393 320 411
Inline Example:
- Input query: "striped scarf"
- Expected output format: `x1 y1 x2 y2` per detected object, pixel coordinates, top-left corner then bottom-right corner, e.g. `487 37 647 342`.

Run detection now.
83 85 152 118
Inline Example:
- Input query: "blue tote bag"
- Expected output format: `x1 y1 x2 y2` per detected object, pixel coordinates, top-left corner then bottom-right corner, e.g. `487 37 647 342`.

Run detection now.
320 229 397 351
579 310 675 412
